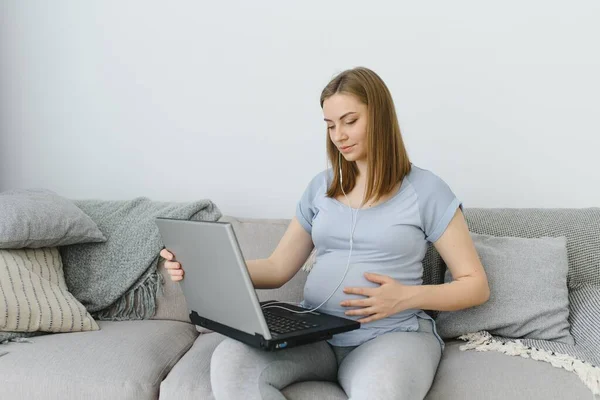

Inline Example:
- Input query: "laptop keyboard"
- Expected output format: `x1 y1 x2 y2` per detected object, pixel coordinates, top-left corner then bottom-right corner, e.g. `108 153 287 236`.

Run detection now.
263 310 320 334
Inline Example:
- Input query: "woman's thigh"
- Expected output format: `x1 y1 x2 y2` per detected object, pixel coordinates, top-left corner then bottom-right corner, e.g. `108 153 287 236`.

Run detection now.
210 337 338 400
337 319 442 400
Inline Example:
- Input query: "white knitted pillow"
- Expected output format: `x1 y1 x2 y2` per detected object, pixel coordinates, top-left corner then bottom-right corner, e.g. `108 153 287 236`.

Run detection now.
0 247 99 333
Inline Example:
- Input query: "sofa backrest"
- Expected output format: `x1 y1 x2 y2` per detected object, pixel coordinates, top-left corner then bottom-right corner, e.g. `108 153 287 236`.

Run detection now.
153 208 600 322
463 208 600 289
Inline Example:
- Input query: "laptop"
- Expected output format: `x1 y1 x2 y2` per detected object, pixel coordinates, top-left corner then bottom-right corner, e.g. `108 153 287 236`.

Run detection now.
155 217 360 351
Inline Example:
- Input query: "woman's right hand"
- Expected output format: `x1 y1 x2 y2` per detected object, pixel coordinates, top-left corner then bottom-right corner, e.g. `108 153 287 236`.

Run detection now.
160 249 184 281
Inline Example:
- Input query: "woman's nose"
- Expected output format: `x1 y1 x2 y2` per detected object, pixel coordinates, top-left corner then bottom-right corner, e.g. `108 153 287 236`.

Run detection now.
331 126 347 142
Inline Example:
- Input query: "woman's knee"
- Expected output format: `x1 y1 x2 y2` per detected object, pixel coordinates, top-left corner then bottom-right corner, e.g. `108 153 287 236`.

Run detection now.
210 338 270 400
338 331 442 399
210 338 336 400
211 337 255 375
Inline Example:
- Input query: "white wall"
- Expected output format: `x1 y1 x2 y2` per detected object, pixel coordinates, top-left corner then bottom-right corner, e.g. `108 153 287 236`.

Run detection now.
1 1 599 218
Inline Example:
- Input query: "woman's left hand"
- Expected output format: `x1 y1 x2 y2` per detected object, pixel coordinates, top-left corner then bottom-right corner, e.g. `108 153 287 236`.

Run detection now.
340 272 417 324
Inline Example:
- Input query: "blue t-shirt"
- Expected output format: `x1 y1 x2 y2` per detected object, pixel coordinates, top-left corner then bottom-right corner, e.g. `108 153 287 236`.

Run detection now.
296 164 462 348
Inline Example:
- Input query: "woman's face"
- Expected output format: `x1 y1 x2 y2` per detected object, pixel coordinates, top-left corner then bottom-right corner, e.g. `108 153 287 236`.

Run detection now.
323 93 368 163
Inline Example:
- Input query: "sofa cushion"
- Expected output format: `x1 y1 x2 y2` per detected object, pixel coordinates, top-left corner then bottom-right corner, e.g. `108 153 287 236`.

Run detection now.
424 340 592 400
436 233 573 344
0 320 198 400
0 188 106 249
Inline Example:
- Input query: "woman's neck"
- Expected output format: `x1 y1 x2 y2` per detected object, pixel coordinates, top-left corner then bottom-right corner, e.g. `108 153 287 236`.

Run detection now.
355 159 368 177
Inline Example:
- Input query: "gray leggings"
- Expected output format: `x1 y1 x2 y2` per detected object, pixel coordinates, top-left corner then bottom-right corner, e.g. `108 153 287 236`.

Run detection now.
210 318 442 400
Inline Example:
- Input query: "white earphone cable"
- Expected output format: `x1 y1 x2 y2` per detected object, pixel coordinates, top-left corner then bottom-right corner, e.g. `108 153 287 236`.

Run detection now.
261 152 358 315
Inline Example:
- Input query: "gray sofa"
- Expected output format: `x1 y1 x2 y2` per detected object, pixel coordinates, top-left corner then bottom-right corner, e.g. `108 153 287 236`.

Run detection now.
1 209 597 399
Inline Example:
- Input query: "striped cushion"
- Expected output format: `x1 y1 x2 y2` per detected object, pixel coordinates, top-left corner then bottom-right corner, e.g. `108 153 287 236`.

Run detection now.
0 247 99 336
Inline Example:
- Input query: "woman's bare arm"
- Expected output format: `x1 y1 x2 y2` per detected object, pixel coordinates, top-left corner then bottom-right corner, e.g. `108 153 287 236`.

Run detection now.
246 217 314 289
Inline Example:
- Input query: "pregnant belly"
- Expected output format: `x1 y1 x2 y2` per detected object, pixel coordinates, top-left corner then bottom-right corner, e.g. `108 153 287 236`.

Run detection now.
304 262 376 314
303 261 417 327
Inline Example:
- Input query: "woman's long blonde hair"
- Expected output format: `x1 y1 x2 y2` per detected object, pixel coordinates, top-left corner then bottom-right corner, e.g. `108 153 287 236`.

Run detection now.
321 67 412 205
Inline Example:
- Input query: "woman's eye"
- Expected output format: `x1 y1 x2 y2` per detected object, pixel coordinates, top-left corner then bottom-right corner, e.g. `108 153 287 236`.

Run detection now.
347 120 356 125
327 126 335 130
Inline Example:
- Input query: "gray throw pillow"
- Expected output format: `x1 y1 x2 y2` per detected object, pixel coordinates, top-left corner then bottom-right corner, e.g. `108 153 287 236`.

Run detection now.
0 189 106 249
435 232 574 344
